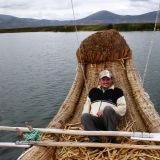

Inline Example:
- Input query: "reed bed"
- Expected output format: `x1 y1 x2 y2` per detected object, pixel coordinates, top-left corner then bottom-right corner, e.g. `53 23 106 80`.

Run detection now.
56 123 160 160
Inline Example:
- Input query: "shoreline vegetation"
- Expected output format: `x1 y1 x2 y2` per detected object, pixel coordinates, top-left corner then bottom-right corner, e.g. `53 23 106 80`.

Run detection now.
0 23 160 33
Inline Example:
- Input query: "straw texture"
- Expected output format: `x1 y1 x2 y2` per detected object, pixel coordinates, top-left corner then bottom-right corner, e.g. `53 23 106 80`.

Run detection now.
76 29 132 63
55 123 160 160
18 29 160 160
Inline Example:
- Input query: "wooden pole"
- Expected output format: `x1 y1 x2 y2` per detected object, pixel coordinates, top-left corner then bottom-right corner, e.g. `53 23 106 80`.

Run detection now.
0 126 159 139
16 141 160 150
1 140 160 149
0 142 30 148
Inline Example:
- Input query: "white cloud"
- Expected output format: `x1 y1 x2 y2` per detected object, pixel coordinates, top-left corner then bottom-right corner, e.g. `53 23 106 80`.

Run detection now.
130 0 150 1
0 0 158 20
128 0 159 14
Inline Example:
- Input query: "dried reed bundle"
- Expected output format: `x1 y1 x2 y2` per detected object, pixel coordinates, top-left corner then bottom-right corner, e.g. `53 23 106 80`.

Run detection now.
76 29 132 63
56 123 160 160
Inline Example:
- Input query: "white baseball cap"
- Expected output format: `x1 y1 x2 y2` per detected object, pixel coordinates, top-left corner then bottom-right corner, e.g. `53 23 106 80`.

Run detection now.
99 70 112 79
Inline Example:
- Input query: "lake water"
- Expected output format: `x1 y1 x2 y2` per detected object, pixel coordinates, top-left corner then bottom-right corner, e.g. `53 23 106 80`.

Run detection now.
0 31 160 160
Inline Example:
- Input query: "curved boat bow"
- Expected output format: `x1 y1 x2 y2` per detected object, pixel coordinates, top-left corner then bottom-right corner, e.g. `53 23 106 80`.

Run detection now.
18 29 160 160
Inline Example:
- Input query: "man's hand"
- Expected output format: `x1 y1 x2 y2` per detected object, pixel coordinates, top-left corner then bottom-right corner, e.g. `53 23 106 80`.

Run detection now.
80 124 84 130
97 111 103 117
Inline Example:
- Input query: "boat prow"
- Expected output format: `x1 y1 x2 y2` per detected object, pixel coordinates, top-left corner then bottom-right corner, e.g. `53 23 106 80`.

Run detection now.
18 29 160 160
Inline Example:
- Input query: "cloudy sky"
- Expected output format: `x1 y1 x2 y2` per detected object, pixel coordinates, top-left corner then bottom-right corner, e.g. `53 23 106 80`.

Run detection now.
0 0 159 20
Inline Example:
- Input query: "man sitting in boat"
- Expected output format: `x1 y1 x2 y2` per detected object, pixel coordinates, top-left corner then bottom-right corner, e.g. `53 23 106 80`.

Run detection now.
81 69 126 143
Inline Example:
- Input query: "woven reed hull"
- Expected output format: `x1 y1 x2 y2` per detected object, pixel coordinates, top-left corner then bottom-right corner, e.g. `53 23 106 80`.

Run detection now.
18 30 160 160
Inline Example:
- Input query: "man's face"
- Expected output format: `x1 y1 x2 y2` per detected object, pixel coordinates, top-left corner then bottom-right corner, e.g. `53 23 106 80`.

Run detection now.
99 77 112 89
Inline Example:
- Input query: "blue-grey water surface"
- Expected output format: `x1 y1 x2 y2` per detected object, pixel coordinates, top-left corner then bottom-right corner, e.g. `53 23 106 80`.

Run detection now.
0 31 160 160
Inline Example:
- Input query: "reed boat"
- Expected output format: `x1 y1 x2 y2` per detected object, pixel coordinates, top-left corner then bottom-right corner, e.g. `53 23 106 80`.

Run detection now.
17 29 160 159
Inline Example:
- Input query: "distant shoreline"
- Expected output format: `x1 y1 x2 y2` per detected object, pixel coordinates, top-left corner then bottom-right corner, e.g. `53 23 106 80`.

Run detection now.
0 23 159 33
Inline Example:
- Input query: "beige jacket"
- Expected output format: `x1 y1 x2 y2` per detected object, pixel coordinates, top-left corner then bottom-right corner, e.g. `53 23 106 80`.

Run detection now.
82 85 126 117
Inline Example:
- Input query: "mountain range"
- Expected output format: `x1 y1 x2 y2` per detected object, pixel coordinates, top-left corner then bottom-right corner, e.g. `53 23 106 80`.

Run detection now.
0 10 158 29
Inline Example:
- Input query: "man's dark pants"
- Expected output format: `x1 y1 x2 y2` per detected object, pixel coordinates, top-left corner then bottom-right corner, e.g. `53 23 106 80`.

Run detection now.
81 106 120 142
